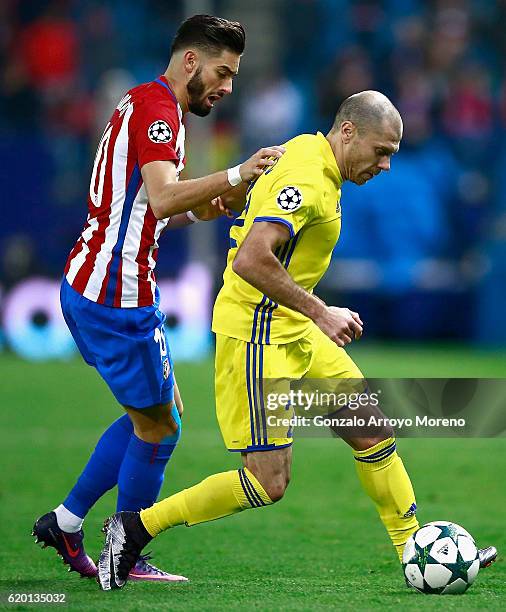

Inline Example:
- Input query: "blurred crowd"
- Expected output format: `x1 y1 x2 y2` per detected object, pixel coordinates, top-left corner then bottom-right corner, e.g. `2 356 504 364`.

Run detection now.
1 0 505 343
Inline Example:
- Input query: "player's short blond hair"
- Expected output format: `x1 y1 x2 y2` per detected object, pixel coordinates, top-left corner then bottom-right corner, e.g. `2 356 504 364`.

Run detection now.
333 90 402 135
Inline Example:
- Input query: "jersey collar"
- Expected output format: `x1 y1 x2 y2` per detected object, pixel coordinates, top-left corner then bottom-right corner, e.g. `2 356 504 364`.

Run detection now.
317 132 342 186
155 75 183 119
155 75 177 100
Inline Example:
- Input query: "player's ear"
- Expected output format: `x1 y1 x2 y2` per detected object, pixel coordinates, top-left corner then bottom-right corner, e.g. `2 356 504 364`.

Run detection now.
183 50 199 75
341 121 356 144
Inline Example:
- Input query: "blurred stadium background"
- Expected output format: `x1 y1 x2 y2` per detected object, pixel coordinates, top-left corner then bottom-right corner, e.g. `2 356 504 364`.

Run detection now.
1 2 506 608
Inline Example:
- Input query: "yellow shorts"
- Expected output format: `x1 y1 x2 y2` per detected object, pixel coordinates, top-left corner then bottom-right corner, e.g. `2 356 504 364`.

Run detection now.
215 323 363 452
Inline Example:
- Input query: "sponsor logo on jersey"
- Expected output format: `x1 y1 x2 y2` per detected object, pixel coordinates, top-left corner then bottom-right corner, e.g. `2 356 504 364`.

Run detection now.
277 186 303 212
148 120 173 143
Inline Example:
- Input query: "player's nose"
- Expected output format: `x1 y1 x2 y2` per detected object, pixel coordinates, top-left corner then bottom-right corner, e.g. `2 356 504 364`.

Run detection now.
221 78 233 95
378 156 391 171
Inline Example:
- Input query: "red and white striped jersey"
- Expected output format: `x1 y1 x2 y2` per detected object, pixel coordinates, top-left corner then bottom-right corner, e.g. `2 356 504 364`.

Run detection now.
65 76 186 307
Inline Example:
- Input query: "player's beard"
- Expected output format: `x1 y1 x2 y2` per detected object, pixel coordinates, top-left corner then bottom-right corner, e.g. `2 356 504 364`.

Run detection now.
187 67 210 117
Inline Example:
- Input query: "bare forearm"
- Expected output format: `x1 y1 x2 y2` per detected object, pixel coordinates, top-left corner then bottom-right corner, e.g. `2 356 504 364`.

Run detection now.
164 212 193 230
220 182 249 212
144 146 286 220
152 171 233 219
233 222 363 347
234 251 323 321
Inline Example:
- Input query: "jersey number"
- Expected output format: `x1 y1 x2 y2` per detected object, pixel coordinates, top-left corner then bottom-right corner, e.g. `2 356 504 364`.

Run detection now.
154 326 168 358
89 124 113 207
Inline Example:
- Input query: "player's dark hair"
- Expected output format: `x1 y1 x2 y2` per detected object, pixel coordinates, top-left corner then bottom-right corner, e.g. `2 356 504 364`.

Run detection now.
171 14 245 56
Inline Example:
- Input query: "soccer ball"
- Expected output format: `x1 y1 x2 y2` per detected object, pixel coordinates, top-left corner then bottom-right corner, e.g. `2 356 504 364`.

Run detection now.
403 521 480 594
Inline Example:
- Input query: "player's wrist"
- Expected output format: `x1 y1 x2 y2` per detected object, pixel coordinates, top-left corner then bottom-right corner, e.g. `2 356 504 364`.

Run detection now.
227 165 242 187
186 210 200 223
306 295 327 323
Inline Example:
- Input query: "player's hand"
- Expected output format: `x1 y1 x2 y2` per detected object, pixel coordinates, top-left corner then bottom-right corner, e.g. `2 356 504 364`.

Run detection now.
191 197 234 221
314 306 363 347
239 146 286 182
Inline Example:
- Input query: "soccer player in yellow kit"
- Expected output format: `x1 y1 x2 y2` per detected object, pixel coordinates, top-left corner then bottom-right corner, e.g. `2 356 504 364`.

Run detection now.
97 90 496 590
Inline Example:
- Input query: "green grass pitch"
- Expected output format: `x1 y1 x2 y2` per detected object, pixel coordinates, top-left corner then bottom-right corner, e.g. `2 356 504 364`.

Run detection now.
1 343 505 610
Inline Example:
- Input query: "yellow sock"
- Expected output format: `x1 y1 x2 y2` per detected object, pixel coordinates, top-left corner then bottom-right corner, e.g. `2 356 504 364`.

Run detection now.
353 438 419 562
140 468 272 537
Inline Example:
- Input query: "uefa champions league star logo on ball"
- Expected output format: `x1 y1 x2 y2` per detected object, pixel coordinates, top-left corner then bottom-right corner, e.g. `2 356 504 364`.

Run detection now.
148 120 173 143
277 186 303 211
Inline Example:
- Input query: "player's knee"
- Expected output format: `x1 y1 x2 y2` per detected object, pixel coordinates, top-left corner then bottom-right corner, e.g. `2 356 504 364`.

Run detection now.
127 401 181 444
144 404 179 441
262 473 290 503
378 423 395 442
350 427 395 452
160 404 182 444
267 481 289 503
362 422 395 449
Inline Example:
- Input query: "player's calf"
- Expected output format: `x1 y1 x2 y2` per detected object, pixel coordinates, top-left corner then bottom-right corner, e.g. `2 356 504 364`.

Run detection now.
116 402 181 520
351 436 419 561
243 446 292 503
98 467 276 590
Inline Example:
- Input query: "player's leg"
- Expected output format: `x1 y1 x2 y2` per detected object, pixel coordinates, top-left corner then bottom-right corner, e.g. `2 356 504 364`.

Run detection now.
139 446 288 536
113 399 187 582
116 376 183 515
56 416 133 527
138 334 287 537
138 334 303 534
97 446 288 590
118 401 180 513
55 393 182 533
34 280 184 580
97 310 186 581
33 412 134 577
97 334 298 589
305 325 419 562
339 413 418 562
242 446 292 502
33 281 133 577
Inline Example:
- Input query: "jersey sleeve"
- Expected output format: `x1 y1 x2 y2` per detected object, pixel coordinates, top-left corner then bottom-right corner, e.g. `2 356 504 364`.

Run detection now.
252 166 320 237
133 100 180 169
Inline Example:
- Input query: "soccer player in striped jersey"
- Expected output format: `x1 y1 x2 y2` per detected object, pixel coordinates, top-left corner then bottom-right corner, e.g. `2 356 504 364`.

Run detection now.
96 91 496 590
33 14 284 582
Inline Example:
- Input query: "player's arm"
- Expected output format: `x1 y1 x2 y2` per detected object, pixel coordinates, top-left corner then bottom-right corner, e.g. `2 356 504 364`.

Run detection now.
164 197 234 229
214 182 249 213
233 222 363 347
142 147 285 220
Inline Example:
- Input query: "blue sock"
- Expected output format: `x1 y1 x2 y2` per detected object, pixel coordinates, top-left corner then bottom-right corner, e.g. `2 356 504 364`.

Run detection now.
63 414 133 518
116 405 181 512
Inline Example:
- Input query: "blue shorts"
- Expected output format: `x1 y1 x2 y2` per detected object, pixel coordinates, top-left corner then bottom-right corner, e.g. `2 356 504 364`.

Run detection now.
60 278 174 409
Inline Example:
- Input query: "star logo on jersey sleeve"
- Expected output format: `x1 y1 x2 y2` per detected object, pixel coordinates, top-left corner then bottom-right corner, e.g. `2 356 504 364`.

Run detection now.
148 120 173 143
277 186 303 212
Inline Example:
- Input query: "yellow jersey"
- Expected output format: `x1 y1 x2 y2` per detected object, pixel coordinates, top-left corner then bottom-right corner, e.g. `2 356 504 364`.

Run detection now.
212 131 343 345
